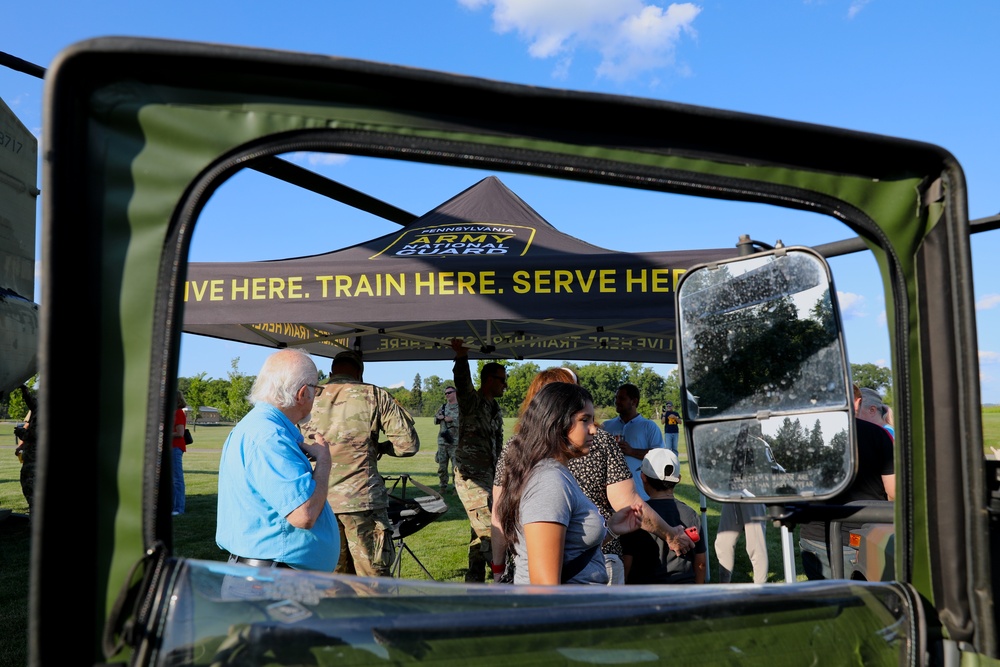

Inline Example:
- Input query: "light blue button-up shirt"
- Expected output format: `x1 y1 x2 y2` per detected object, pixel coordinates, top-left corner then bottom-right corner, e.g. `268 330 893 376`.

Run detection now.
216 402 338 571
602 414 665 501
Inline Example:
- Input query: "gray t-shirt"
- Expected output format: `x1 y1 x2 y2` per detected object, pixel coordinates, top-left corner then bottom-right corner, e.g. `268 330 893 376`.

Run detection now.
513 458 608 585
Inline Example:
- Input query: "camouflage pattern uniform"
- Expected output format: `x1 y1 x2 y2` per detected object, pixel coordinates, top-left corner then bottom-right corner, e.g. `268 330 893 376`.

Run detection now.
302 374 419 577
452 357 504 582
435 401 460 489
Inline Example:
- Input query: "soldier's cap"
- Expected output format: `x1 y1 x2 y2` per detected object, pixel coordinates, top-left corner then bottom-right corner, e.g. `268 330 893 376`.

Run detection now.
333 349 364 373
641 448 681 483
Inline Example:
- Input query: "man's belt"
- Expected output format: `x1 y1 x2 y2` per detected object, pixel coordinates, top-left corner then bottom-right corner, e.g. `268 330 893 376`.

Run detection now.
228 553 292 569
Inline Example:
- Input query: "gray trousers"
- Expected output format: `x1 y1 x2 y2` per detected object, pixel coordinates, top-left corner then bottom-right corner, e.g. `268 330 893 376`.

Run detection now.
714 502 768 584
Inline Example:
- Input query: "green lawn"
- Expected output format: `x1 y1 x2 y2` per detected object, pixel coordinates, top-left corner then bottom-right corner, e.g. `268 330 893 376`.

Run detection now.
983 407 1000 454
2 412 999 663
0 417 797 581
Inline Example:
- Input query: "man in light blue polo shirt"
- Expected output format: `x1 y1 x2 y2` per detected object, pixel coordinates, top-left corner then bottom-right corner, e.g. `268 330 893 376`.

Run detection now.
602 383 666 501
217 348 339 571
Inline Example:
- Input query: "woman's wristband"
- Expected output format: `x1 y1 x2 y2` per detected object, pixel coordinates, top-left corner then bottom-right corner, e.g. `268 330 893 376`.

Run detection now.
606 526 620 541
490 562 506 575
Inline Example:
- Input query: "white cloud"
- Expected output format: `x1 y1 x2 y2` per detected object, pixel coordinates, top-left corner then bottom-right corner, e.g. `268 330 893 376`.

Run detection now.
552 56 573 80
463 0 701 82
837 291 866 318
596 3 701 81
980 351 1000 364
876 310 886 326
6 92 31 112
847 0 873 19
285 152 349 167
976 294 1000 311
980 367 996 398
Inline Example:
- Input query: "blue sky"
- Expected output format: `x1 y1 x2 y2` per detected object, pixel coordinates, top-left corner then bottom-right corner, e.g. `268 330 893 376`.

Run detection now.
4 1 1000 402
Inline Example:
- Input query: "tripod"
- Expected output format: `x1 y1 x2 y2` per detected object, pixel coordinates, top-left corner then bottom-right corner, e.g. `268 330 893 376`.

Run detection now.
385 474 438 580
391 535 435 579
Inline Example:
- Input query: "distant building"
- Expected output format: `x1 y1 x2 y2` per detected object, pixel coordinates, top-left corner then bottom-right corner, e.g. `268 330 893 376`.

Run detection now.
183 406 221 424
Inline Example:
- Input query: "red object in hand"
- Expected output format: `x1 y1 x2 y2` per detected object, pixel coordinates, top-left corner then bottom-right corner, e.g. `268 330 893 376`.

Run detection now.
685 526 700 542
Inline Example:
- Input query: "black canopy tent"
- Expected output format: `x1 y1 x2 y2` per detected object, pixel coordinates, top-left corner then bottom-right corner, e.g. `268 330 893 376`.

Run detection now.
182 176 738 364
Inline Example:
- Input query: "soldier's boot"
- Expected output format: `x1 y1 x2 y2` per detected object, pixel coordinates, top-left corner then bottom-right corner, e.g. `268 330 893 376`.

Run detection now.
465 532 489 583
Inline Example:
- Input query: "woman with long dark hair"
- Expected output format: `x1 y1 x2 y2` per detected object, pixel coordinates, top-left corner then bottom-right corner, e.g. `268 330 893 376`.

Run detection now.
494 382 642 584
492 368 695 584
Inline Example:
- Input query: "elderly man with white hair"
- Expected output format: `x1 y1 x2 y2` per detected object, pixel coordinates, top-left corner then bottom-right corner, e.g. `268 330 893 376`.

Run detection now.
216 348 339 571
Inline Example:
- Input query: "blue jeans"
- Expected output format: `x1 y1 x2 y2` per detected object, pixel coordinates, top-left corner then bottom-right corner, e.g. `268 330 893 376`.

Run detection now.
663 432 679 455
799 536 853 579
172 447 186 514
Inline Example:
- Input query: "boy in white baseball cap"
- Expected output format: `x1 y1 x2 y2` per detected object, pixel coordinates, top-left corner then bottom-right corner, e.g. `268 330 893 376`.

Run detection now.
620 449 707 584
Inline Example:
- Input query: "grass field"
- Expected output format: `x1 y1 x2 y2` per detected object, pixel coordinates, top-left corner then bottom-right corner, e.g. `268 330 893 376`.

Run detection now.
370 419 781 585
2 411 999 663
78 418 782 582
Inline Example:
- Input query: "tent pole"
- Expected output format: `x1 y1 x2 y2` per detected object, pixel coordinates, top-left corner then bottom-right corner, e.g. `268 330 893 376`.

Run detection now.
700 492 710 583
781 525 797 582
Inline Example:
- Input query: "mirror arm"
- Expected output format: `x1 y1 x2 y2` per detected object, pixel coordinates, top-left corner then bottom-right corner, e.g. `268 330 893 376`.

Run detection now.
768 501 894 530
736 234 781 256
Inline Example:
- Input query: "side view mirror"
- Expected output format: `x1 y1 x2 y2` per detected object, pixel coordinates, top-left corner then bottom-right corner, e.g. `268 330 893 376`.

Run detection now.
676 246 854 502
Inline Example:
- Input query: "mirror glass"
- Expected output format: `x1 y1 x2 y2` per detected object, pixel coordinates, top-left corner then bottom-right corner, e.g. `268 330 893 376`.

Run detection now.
678 249 849 420
677 248 854 501
690 413 852 500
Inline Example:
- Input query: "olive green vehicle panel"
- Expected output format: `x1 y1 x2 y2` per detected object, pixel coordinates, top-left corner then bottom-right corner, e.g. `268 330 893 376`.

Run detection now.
161 560 911 667
39 37 992 663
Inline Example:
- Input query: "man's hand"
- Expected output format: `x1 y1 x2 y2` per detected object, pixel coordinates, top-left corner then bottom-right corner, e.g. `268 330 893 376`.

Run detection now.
665 525 695 556
614 436 636 458
450 337 469 358
301 434 331 464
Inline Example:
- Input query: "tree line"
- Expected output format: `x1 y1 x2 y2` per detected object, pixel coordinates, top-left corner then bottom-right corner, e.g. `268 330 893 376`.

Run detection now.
388 361 680 423
0 362 896 423
174 360 889 425
176 358 682 424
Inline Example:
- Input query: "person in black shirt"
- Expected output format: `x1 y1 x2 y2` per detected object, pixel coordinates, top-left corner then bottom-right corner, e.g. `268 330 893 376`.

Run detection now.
621 449 707 584
798 385 895 579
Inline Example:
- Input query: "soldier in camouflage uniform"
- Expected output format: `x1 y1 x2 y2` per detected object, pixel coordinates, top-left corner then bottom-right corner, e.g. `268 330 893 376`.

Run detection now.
302 350 420 577
449 338 506 583
434 386 460 492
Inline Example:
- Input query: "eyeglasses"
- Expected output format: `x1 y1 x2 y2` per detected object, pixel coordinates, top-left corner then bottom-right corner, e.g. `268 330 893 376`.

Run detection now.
305 384 325 396
444 390 456 395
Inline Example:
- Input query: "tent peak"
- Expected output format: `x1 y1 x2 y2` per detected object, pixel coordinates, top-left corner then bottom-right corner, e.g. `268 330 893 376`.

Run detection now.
411 175 556 231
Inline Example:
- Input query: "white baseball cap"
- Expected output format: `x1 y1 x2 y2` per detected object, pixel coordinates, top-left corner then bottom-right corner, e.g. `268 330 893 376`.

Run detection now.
641 448 681 483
